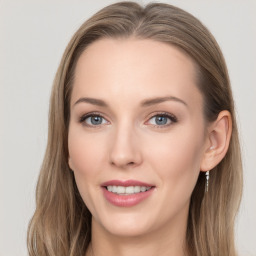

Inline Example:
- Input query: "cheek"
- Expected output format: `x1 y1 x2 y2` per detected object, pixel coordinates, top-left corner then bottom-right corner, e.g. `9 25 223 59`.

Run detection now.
68 128 104 173
144 127 205 222
145 126 204 189
68 128 108 212
68 127 108 195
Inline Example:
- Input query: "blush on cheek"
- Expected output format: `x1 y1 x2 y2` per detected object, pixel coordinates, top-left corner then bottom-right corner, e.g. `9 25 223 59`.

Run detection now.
149 133 202 187
69 130 94 170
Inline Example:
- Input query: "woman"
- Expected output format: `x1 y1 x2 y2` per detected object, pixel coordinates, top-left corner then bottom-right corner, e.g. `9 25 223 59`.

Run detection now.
27 2 243 256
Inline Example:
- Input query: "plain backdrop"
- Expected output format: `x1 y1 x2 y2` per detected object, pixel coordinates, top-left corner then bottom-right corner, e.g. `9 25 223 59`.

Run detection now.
0 1 255 255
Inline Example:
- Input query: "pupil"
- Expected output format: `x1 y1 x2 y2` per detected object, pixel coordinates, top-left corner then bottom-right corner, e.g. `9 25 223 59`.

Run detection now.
156 116 167 125
91 116 102 125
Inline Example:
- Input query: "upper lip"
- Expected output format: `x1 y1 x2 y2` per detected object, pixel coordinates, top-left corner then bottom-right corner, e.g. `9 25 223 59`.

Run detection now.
101 179 155 187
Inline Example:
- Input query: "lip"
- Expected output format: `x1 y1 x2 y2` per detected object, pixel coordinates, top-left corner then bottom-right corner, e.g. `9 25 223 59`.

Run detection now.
101 179 155 207
101 179 154 187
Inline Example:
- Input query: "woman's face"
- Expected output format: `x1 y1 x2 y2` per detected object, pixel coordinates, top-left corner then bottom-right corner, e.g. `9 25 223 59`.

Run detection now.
68 38 208 237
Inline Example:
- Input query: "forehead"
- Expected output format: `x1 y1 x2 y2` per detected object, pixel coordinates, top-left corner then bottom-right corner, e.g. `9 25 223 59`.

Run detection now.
71 38 202 110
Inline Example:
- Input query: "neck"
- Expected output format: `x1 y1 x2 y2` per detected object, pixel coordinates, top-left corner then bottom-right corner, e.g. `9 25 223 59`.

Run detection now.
86 212 189 256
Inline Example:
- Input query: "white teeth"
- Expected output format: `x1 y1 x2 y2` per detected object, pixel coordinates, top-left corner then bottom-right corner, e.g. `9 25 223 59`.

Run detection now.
125 186 134 194
106 185 152 194
117 186 125 194
141 186 146 192
134 186 140 193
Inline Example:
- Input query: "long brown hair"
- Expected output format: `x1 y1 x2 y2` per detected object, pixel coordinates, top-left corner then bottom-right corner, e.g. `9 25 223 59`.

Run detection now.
27 2 243 255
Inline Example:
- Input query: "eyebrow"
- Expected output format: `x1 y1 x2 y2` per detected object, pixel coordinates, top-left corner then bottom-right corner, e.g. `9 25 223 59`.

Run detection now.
73 96 187 108
74 97 108 107
140 96 188 107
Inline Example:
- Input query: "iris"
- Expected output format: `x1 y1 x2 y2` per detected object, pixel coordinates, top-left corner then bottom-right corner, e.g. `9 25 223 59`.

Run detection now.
155 116 168 125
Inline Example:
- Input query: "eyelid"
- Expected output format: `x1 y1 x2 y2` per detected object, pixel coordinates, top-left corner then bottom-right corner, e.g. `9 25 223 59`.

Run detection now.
145 112 178 127
79 111 110 127
78 111 178 128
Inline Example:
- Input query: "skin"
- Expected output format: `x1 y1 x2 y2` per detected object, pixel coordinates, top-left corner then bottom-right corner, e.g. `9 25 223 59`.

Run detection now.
68 38 232 256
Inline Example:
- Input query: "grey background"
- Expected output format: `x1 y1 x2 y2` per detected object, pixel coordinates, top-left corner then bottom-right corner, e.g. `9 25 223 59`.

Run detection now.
0 1 255 255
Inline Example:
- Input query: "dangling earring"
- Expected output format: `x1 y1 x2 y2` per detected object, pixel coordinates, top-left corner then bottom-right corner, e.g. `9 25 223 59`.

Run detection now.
205 171 209 192
205 145 214 192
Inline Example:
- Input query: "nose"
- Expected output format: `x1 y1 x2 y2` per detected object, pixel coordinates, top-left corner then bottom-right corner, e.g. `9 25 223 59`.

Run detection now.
109 124 142 169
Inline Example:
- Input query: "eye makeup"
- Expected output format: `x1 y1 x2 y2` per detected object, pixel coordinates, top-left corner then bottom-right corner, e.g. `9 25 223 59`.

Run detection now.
78 110 178 130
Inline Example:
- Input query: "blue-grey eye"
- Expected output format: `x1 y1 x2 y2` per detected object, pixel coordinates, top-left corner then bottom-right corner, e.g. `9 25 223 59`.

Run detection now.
155 116 168 125
84 115 108 126
148 115 174 126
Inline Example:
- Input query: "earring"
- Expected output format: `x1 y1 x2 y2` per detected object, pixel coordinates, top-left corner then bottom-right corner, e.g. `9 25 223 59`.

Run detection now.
205 171 209 192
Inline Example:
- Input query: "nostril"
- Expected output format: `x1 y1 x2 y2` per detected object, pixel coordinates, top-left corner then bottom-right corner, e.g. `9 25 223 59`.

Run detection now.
110 161 136 167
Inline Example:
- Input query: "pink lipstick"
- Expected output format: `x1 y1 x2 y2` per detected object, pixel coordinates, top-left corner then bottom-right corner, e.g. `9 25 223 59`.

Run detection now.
101 180 155 207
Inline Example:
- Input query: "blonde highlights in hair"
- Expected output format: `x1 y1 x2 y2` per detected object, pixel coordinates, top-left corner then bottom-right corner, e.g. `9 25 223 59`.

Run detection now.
27 2 243 256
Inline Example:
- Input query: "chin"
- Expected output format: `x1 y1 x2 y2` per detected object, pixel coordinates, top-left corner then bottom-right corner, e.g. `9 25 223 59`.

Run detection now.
104 224 151 238
93 211 155 238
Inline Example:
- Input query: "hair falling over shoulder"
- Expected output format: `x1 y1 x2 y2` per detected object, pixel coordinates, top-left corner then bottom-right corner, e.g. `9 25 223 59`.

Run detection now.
27 2 243 256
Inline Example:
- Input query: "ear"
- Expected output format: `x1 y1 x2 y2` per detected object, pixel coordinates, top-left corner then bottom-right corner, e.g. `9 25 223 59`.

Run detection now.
200 110 232 172
68 157 74 172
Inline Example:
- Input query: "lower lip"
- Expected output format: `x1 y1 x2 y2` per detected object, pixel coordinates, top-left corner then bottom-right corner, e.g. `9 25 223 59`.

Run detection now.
102 187 155 207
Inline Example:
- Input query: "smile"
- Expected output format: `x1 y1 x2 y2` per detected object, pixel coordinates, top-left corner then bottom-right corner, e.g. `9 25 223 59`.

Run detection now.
106 185 152 195
101 180 155 207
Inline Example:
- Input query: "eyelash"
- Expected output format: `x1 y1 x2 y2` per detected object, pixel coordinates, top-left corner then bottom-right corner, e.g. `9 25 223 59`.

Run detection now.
146 112 178 128
79 111 178 128
79 112 107 127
